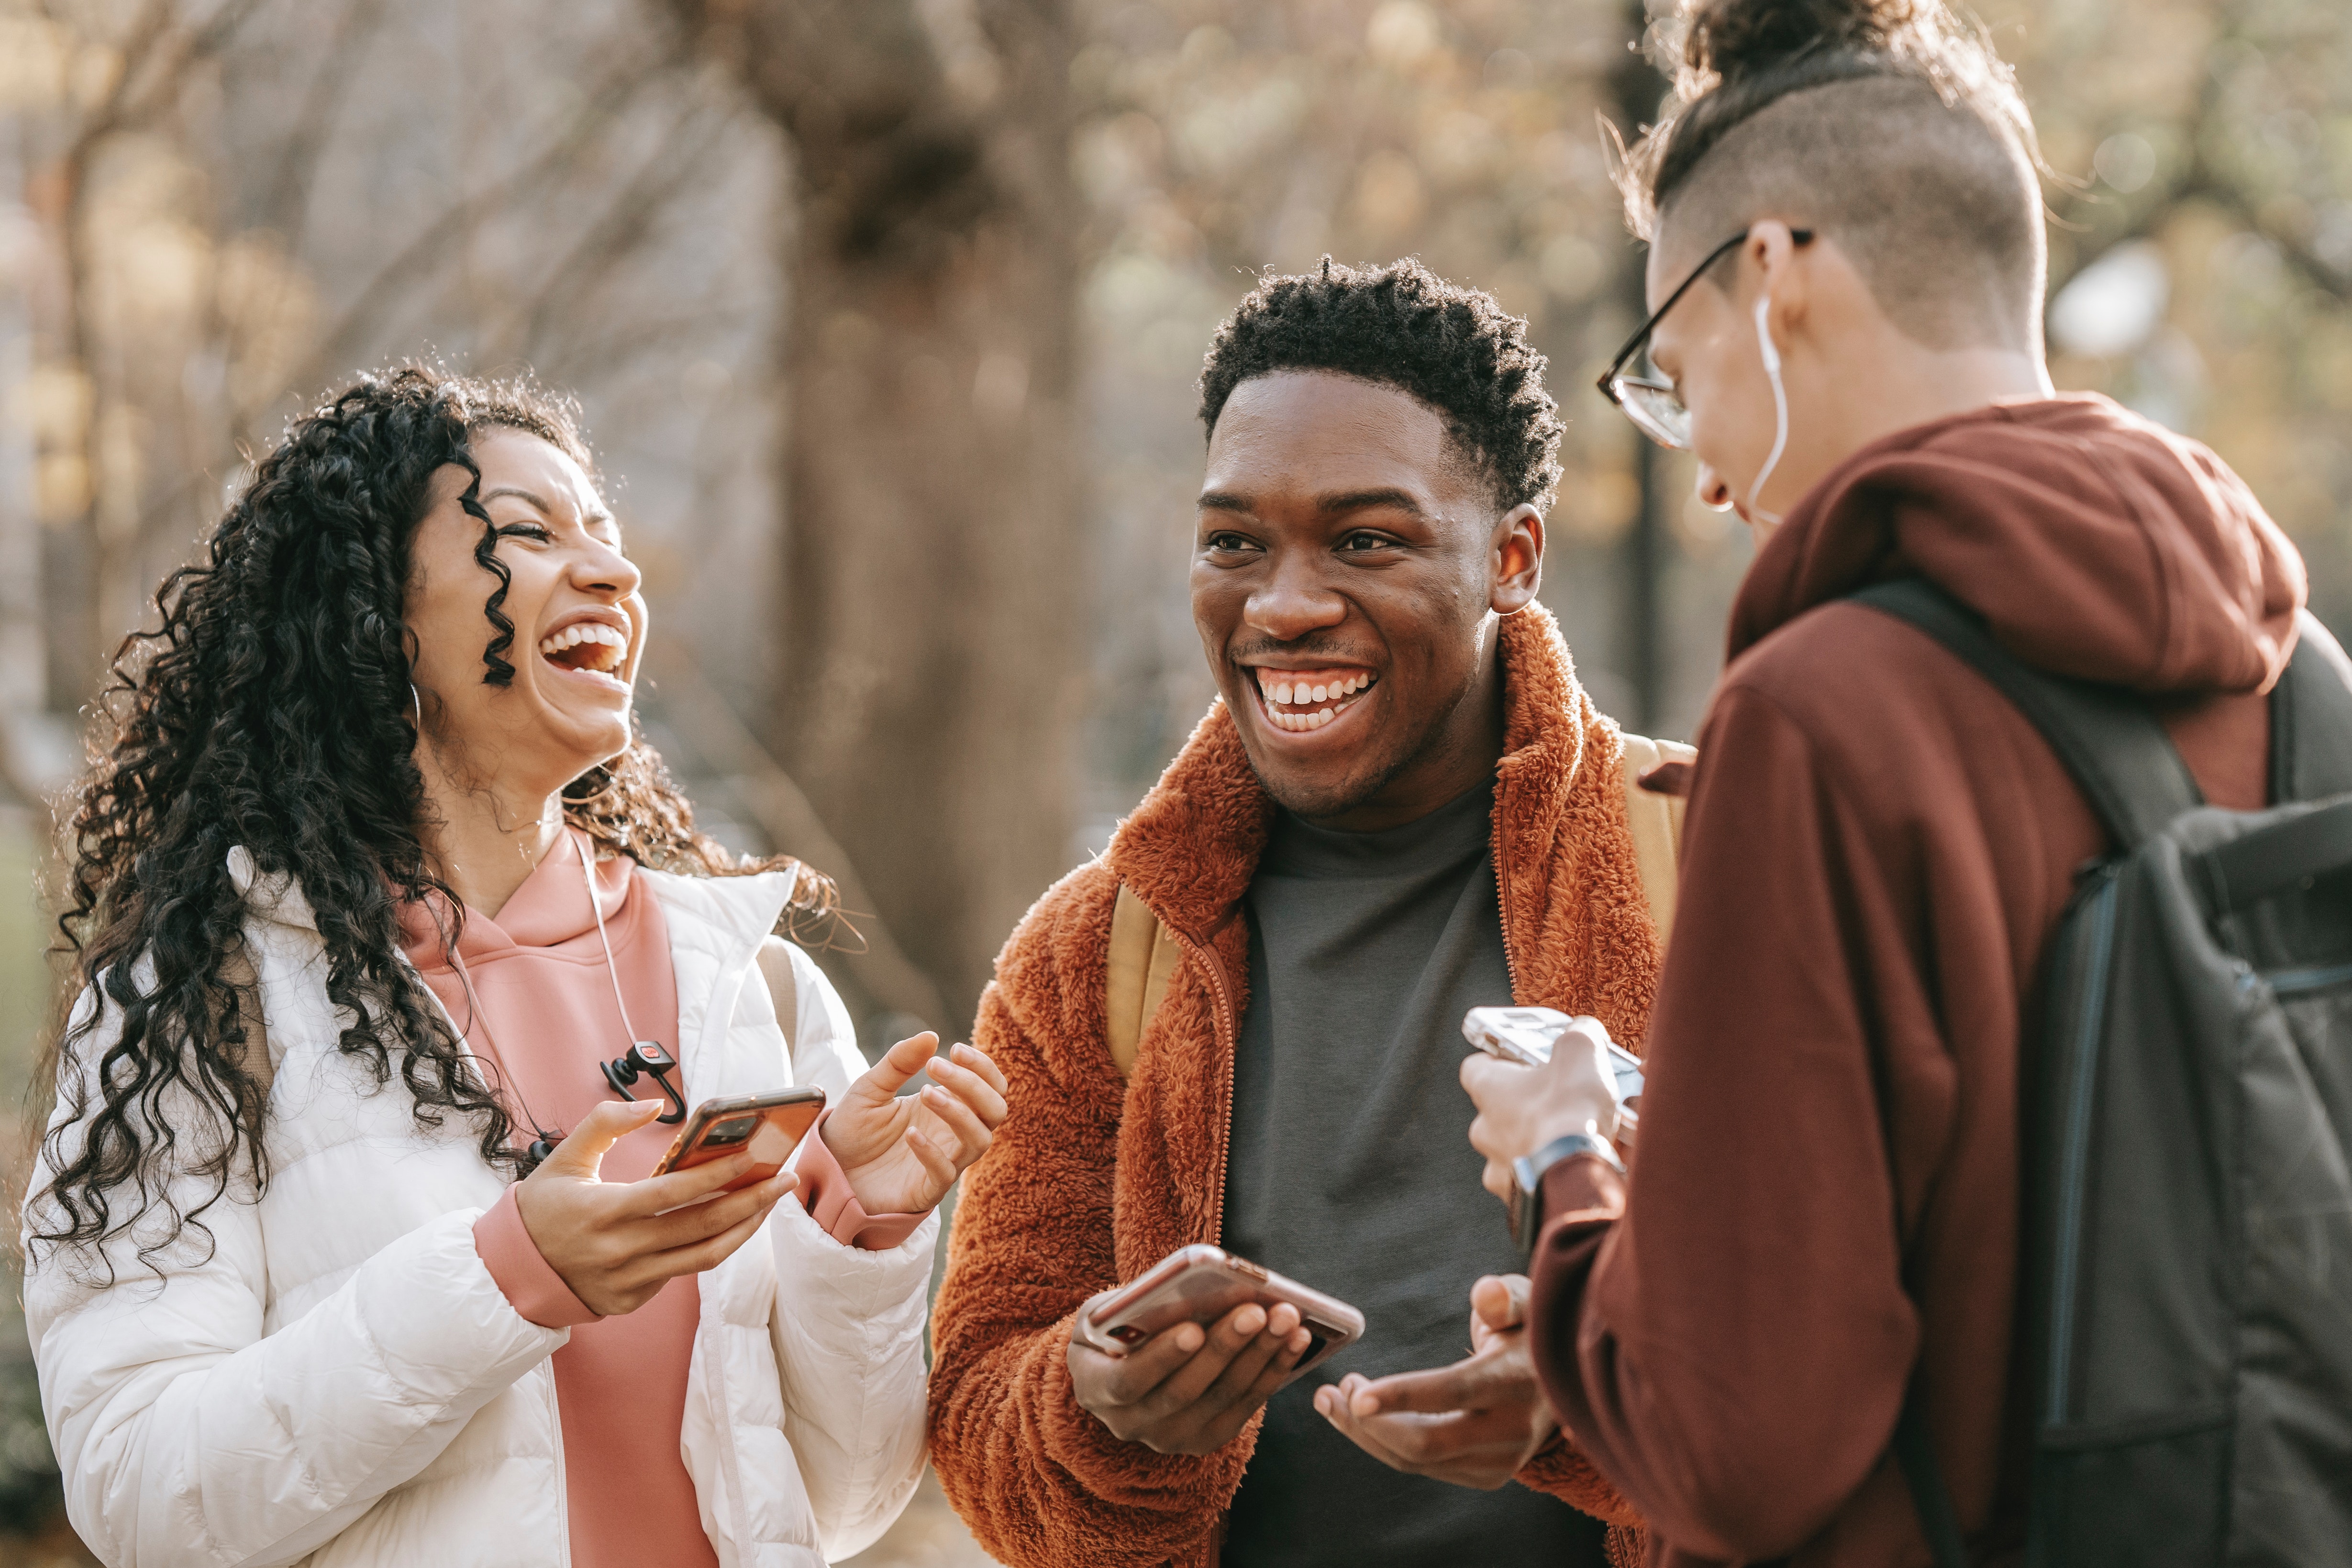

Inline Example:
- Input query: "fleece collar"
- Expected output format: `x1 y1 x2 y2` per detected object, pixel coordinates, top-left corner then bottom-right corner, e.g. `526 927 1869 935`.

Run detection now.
1104 603 1600 942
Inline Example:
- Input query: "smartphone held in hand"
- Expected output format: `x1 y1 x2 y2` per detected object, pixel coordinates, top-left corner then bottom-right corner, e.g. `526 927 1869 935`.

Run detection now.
1075 1245 1365 1374
1462 1006 1645 1137
653 1087 826 1192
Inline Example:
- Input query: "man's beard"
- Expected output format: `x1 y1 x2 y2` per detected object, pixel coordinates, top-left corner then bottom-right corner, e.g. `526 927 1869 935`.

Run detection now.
1240 682 1462 823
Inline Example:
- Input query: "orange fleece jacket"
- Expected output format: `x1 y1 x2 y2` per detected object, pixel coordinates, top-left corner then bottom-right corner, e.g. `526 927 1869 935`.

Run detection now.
928 604 1657 1568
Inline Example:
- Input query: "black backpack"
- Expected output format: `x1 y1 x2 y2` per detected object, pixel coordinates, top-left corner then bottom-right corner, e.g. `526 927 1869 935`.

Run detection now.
1853 579 2352 1568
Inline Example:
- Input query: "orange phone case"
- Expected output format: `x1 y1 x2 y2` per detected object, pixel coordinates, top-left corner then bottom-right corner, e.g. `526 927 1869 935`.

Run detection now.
1074 1244 1366 1373
654 1087 826 1192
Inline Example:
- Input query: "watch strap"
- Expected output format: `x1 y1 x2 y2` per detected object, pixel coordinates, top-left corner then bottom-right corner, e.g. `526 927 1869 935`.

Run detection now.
1510 1133 1625 1257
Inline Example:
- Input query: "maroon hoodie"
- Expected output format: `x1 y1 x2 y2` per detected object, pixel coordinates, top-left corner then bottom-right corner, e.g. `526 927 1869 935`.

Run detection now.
1526 396 2334 1566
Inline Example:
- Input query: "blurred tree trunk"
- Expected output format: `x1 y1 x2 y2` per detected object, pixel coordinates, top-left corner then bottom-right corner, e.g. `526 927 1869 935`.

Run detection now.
663 0 1083 1028
1609 0 1669 733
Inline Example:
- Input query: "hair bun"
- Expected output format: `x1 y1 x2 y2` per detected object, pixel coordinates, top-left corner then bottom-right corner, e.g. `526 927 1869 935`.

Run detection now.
1681 0 1931 86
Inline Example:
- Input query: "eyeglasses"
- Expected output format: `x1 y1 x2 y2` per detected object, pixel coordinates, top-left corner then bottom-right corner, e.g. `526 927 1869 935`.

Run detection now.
1596 226 1814 450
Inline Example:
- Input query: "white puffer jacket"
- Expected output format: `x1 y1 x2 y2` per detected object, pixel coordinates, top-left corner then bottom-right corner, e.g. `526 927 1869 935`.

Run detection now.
22 851 935 1568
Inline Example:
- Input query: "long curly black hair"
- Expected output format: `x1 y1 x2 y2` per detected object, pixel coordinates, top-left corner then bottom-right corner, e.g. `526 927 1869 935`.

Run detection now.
28 365 833 1277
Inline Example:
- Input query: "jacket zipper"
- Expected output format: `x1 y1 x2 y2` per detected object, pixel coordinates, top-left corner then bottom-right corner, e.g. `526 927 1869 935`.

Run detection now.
1196 934 1239 1245
1131 888 1242 1245
2045 868 2120 1425
1493 773 1524 1001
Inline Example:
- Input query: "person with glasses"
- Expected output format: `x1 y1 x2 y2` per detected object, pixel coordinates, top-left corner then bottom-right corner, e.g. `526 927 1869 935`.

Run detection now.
22 367 1009 1568
1356 0 2341 1565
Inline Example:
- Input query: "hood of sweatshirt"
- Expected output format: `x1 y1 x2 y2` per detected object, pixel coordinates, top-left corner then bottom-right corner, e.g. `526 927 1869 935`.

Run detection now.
1727 393 2306 696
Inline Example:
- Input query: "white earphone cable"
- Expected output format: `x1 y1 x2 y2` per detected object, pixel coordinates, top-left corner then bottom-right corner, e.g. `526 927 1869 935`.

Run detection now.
577 828 642 1045
1746 293 1790 527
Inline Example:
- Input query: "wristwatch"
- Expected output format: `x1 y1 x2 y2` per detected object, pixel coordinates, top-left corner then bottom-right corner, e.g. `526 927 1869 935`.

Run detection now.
1509 1133 1625 1259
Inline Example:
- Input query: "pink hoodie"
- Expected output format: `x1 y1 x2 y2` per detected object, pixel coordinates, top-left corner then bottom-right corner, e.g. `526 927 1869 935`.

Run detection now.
400 832 900 1568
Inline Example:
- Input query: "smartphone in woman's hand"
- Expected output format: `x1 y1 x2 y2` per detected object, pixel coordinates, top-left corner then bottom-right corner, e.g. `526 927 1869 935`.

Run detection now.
653 1087 826 1192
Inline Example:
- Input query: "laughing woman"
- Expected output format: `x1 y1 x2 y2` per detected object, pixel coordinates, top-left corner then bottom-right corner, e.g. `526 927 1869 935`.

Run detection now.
21 367 1007 1568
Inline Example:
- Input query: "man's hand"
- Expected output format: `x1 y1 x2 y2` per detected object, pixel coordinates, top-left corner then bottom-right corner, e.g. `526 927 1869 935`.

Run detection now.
516 1099 799 1316
821 1032 1010 1214
1315 1274 1556 1489
1068 1296 1314 1455
1462 1014 1623 1201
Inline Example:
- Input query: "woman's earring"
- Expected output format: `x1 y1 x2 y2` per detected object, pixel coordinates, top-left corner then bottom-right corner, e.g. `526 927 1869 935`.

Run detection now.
409 682 424 735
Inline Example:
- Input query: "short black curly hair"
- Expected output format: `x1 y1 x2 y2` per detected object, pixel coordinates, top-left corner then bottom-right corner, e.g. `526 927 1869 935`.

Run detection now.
1197 257 1564 513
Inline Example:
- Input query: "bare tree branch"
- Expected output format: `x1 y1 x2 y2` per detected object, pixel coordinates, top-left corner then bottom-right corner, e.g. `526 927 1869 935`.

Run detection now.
2205 182 2352 302
2050 4 2351 304
491 99 734 367
261 0 389 248
531 306 760 385
280 49 682 399
51 0 271 675
644 634 955 1032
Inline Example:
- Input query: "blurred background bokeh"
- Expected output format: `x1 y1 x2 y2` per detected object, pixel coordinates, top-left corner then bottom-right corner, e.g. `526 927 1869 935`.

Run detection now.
1 0 2347 1561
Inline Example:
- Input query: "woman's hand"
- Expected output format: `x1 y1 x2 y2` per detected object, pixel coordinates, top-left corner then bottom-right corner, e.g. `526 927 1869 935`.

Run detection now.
515 1099 798 1316
1461 1015 1623 1201
821 1032 1009 1215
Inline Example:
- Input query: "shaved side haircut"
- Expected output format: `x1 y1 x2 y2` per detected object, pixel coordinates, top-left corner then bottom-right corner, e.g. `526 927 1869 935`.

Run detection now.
1622 0 2046 353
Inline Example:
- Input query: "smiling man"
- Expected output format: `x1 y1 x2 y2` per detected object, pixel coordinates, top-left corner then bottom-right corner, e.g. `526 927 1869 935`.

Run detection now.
927 260 1672 1567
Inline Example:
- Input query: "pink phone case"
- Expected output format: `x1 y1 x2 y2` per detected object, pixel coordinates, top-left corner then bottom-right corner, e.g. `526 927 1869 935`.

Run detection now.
1075 1244 1366 1373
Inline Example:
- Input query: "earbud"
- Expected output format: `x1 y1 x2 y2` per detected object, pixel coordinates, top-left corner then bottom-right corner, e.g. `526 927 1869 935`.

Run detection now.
602 1040 688 1124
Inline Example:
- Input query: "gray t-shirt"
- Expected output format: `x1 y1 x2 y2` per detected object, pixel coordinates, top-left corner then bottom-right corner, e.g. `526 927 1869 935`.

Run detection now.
1220 780 1609 1567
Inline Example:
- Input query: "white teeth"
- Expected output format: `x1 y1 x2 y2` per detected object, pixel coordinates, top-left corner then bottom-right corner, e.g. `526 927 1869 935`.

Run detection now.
537 622 628 662
1255 671 1378 733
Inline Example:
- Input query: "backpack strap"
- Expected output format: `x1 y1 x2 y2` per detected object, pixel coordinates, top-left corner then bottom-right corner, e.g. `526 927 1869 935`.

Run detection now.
1849 580 2202 847
2271 611 2352 803
1105 884 1183 1080
1619 732 1696 954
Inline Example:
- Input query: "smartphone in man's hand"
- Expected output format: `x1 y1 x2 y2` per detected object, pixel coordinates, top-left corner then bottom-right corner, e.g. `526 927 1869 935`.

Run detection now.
1076 1244 1365 1375
1462 1006 1644 1131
